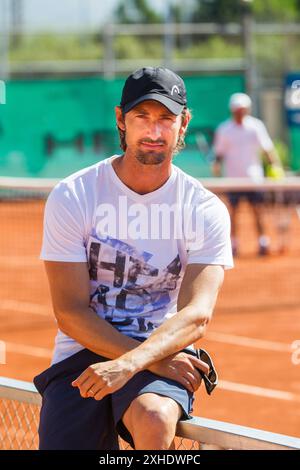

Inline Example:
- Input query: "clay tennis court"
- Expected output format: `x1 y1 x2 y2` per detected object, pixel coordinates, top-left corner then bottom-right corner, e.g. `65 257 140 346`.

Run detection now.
0 194 299 440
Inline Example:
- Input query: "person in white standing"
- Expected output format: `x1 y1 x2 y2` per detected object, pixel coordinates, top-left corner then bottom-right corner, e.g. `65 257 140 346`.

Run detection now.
213 93 282 256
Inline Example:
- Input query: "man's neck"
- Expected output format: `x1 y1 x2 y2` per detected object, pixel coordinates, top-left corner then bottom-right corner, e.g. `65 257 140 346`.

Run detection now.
233 115 248 126
111 154 173 195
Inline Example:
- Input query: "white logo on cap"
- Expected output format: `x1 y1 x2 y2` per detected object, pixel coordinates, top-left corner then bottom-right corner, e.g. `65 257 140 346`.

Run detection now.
171 85 180 96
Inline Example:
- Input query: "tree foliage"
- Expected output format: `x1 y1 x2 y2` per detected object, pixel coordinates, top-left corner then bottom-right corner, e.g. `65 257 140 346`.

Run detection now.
252 0 300 21
10 34 102 62
115 0 162 24
190 0 244 23
114 0 300 24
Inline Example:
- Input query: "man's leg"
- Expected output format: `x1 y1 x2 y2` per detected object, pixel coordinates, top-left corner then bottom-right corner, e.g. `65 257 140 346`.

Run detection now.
37 374 118 450
34 349 119 450
252 203 264 235
112 354 194 449
250 193 270 256
122 393 182 450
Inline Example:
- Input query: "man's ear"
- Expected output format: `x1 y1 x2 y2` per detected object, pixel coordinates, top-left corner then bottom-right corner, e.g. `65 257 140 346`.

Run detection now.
115 106 125 131
180 109 191 135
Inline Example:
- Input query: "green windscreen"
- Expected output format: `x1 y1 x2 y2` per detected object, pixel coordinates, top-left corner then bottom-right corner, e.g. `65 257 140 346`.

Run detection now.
0 75 244 178
289 127 300 172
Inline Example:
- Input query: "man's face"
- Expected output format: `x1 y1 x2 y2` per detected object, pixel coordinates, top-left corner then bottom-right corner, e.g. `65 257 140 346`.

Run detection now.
232 106 249 122
116 100 188 165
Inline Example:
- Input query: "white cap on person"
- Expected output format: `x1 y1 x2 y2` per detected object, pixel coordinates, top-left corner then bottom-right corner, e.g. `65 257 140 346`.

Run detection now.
229 93 252 111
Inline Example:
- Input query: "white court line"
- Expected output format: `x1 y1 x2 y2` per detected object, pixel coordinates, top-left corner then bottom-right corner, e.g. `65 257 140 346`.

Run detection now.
219 380 300 402
0 301 293 350
0 300 52 317
0 301 294 352
2 341 299 403
4 342 52 359
206 331 292 352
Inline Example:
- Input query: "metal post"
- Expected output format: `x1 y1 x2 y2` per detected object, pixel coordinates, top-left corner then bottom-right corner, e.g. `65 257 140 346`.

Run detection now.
103 23 115 78
164 1 175 69
0 0 9 80
241 0 257 111
11 0 23 49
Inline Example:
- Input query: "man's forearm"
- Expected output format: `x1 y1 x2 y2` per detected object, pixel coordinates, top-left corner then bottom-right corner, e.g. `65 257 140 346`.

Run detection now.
58 304 208 374
57 307 142 359
121 305 210 372
265 148 281 166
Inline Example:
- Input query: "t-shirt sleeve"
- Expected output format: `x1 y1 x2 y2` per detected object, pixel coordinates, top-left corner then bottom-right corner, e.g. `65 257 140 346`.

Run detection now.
40 182 87 262
186 196 234 270
256 121 274 152
213 126 228 157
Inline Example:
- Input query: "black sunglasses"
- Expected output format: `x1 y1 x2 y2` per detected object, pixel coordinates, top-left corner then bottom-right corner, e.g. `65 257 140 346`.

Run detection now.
195 348 218 395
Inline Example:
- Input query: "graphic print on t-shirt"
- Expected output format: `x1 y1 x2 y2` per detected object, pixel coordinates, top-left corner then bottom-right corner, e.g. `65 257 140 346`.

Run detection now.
87 233 182 336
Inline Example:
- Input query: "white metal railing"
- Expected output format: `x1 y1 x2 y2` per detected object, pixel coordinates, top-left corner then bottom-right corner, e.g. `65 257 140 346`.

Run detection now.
1 376 300 451
3 21 300 77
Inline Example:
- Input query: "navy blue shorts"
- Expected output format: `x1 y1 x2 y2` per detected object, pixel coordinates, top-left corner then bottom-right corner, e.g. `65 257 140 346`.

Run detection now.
227 191 264 207
33 346 195 450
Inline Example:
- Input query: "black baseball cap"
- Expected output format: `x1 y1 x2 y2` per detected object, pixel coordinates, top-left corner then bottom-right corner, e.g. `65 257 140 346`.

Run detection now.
120 67 187 115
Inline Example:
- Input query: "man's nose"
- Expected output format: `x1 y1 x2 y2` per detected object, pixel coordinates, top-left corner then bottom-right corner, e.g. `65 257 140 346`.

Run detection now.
147 121 162 140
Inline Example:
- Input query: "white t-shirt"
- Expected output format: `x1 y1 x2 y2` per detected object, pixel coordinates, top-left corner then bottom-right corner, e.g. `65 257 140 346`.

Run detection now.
41 155 233 364
214 116 274 179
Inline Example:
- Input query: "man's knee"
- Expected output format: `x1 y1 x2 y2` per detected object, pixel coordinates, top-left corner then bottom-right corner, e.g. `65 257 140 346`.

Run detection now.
133 399 171 428
122 394 181 449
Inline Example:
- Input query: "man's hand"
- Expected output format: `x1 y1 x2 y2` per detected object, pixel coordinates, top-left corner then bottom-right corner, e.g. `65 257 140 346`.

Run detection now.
72 358 136 401
148 352 210 394
212 156 223 177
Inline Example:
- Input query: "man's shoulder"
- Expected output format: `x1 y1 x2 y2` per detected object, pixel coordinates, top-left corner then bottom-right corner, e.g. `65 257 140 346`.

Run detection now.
53 156 115 192
174 167 230 228
245 115 265 129
173 165 217 203
48 155 115 203
63 156 114 184
216 119 232 134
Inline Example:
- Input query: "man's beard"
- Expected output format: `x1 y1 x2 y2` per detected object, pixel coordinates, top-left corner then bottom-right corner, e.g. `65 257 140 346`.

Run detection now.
135 139 171 165
135 150 167 165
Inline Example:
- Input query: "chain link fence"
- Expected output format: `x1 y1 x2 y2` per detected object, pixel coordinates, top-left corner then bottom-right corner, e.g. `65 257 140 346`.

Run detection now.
0 397 40 450
0 377 200 450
